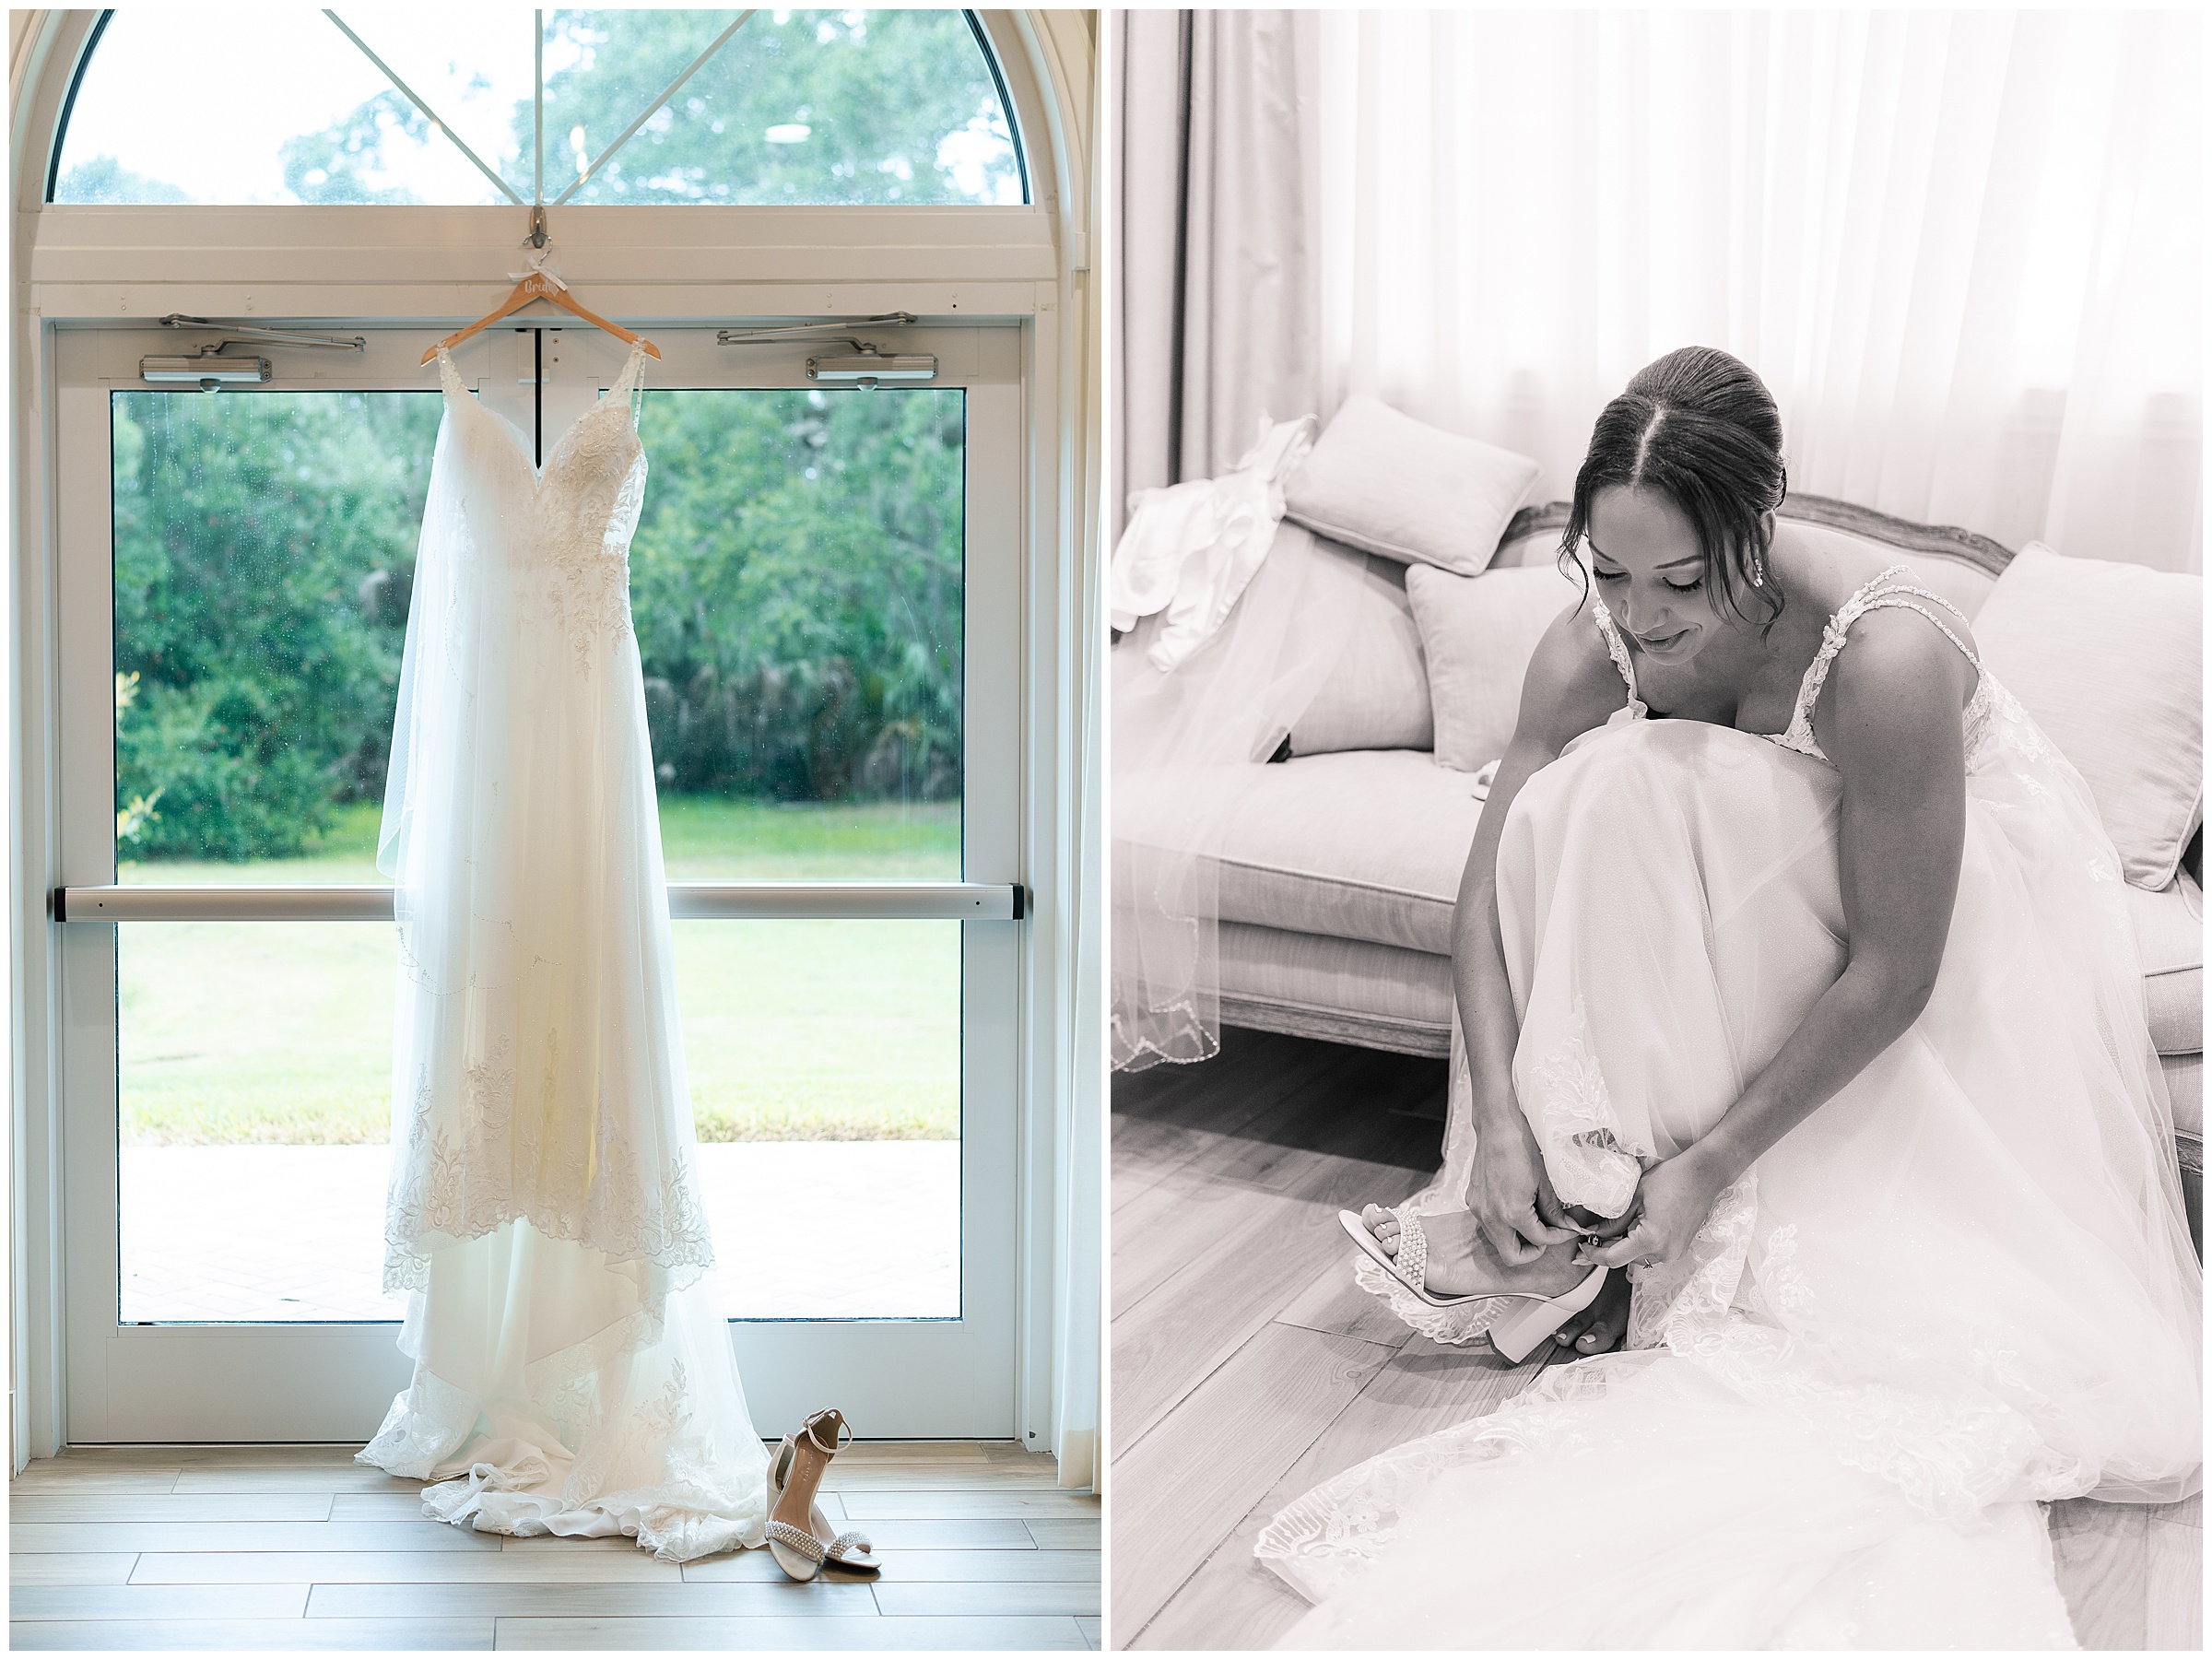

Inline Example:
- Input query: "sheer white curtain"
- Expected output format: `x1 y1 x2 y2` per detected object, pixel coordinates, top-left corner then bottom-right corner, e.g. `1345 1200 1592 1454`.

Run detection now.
1316 8 2202 571
1115 8 1321 541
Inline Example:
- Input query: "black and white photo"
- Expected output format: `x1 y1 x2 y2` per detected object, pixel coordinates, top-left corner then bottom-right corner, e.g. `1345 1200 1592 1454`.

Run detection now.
1108 8 2202 1649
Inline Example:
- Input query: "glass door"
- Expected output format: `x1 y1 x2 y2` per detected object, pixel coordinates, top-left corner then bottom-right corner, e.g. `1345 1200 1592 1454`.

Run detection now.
55 321 1023 1441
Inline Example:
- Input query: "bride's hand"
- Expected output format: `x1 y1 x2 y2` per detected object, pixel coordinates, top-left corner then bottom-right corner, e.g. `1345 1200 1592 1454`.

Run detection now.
1470 1107 1582 1265
1577 1150 1727 1271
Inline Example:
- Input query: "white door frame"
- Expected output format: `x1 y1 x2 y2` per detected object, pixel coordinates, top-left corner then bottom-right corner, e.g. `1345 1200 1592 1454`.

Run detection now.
9 7 1099 1465
53 324 1022 1442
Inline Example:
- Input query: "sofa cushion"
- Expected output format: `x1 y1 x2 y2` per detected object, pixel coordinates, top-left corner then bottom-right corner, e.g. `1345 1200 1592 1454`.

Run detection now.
1406 562 1588 773
1217 922 1453 1054
1973 545 2204 891
1284 394 1540 577
2124 872 2204 1059
1287 539 1435 757
1212 749 1482 955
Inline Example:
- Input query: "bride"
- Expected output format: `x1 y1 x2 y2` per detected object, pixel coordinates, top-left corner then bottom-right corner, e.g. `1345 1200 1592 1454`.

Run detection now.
1257 347 2202 1647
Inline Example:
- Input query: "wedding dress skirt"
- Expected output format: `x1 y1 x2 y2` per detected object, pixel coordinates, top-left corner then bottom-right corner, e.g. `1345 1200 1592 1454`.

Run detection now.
1259 689 2201 1645
357 344 768 1562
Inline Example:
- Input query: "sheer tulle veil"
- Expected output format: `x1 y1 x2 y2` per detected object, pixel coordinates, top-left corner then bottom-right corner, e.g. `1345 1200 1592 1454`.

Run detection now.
1111 521 1367 1070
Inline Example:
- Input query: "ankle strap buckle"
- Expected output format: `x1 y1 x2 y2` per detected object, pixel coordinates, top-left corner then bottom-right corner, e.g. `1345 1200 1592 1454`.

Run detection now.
802 1407 853 1455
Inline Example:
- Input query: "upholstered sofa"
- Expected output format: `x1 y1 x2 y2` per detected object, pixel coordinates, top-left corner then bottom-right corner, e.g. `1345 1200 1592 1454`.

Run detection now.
1184 494 2205 1243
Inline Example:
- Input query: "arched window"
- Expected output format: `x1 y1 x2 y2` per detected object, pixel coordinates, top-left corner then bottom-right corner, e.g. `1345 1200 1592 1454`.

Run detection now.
52 8 1026 207
14 6 1097 1466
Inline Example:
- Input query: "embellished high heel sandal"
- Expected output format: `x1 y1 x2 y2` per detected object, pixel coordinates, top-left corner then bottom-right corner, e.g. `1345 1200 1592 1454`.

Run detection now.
767 1408 881 1581
1339 1207 1608 1364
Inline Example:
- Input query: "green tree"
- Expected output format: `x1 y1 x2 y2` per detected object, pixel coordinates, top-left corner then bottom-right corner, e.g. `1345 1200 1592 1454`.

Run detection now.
113 392 440 860
536 9 1019 206
279 89 436 206
629 387 964 801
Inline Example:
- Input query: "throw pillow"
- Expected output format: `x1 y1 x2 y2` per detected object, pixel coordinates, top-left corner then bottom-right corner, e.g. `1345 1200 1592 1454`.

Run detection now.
1286 541 1434 757
1284 394 1541 577
1406 561 1589 773
1972 543 2204 890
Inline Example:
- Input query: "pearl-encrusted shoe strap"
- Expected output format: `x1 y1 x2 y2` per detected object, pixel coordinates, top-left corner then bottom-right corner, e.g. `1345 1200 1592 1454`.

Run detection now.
767 1518 825 1561
1392 1207 1429 1293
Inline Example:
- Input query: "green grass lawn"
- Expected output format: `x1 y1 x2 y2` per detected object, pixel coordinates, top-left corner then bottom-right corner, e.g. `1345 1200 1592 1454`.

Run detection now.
124 795 961 884
119 795 963 1147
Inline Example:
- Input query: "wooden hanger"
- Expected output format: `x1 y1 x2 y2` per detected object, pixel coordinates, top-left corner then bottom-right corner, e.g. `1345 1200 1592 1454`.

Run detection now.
421 270 661 366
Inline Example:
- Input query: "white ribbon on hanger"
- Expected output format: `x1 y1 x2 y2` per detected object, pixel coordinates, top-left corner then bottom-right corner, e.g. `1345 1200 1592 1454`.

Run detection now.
507 240 569 291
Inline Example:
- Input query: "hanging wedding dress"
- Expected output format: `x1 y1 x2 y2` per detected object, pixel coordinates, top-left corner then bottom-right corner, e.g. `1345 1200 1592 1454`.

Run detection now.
357 341 770 1564
1258 569 2202 1647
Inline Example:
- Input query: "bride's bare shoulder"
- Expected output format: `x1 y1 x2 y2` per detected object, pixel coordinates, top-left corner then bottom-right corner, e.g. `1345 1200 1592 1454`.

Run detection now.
1516 591 1632 748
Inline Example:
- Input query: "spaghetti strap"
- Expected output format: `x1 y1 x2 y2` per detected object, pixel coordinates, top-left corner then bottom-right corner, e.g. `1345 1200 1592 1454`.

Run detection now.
1770 564 1982 760
1590 596 1649 720
1847 585 1981 670
609 338 649 394
432 344 466 400
609 339 651 425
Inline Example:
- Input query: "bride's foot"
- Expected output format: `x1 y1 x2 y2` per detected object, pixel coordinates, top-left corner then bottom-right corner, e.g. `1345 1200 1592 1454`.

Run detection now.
1547 1268 1631 1360
1355 1205 1591 1300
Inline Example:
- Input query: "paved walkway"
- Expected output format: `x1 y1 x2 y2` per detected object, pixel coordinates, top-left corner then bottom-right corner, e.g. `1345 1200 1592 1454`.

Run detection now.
120 1141 959 1324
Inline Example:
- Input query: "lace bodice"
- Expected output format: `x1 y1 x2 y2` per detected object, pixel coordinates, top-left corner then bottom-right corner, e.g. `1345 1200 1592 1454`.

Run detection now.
436 342 650 665
1592 564 2000 767
436 341 649 535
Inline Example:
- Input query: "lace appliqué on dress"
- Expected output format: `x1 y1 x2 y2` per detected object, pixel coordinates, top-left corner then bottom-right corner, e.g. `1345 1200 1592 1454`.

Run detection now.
382 1009 714 1293
436 345 648 675
1643 1173 2084 1524
1524 999 1647 1219
1254 1353 1617 1599
358 1362 479 1478
535 422 646 673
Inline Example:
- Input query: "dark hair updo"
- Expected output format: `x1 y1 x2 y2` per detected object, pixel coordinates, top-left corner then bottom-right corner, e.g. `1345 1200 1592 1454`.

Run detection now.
1560 346 1789 630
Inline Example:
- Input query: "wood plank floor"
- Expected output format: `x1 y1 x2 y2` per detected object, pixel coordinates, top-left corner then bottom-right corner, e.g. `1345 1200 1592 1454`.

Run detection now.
1110 1026 2204 1651
9 1440 1099 1650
